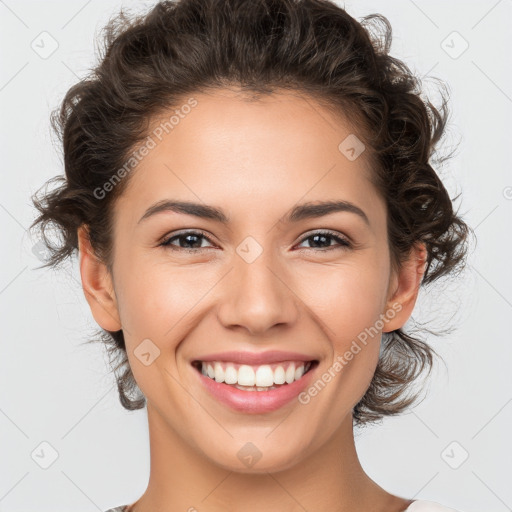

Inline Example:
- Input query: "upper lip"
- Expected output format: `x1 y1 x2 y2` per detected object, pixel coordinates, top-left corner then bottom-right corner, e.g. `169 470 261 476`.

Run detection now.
192 350 318 365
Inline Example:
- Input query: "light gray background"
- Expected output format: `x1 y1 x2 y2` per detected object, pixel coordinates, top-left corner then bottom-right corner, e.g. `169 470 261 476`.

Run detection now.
1 0 511 511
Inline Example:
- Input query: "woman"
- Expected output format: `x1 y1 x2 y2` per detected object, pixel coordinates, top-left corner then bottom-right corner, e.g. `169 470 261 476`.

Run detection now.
31 0 471 510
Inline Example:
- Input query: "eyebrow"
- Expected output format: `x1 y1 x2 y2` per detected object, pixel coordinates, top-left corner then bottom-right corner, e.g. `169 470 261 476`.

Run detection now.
137 199 370 227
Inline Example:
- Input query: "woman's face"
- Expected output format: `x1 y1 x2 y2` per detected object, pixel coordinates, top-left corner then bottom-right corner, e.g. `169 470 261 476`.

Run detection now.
81 88 421 473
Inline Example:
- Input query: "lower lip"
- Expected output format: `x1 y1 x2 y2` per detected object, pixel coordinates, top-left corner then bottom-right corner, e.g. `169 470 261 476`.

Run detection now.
193 363 317 414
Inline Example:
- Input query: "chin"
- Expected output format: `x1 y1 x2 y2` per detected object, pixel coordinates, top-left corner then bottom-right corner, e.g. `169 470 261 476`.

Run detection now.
200 437 311 475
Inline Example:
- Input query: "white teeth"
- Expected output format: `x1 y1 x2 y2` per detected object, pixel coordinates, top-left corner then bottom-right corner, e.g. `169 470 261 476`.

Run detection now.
294 365 305 381
224 365 238 385
200 361 313 387
273 365 286 384
285 364 295 384
255 365 274 387
238 365 255 386
214 362 224 383
233 384 279 392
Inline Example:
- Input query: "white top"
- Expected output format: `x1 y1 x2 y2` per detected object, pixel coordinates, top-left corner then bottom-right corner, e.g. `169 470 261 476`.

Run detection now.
406 501 461 511
105 499 462 511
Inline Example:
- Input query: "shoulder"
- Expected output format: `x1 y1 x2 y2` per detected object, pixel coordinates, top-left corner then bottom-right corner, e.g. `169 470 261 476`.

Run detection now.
103 507 128 512
406 500 463 511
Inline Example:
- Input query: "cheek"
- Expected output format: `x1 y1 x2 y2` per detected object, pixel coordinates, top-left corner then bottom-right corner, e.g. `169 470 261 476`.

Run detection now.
299 259 390 344
113 263 202 395
114 255 222 354
116 267 193 337
298 258 389 394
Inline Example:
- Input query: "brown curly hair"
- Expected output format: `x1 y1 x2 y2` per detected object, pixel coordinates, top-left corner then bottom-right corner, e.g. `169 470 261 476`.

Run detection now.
30 0 473 426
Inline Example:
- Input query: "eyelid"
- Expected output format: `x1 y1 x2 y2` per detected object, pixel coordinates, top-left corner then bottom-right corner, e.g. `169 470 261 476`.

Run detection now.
295 229 352 249
160 229 216 247
298 228 349 242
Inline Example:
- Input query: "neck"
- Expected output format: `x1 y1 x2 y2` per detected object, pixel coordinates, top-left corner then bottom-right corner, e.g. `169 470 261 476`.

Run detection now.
128 403 410 512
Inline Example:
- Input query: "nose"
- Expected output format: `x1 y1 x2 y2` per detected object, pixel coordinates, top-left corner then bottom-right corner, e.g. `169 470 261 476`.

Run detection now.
216 248 300 336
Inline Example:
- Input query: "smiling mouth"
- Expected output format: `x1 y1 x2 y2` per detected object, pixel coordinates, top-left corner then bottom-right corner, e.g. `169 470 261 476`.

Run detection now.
191 359 319 391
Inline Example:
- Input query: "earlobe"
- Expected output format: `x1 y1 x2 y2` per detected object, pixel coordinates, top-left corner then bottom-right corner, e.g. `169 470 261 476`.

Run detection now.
77 225 122 332
382 242 428 333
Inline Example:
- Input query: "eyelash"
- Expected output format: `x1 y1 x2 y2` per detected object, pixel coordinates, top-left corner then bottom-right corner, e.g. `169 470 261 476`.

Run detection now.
159 229 352 253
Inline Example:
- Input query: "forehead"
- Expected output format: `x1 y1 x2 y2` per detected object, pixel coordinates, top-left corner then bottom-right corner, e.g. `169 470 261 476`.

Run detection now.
115 88 383 228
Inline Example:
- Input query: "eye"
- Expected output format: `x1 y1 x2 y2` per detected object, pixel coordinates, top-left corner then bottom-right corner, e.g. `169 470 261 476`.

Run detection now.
159 230 216 252
295 230 351 251
159 229 352 253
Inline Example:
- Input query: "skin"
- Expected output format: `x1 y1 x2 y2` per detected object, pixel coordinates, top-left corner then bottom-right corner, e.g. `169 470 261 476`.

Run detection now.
78 88 427 512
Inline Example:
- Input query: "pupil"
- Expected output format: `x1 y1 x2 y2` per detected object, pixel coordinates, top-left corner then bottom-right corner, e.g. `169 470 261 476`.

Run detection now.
312 234 329 247
183 234 200 248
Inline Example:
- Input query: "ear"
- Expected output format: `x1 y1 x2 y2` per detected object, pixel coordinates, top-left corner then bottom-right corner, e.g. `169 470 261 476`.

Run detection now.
382 242 428 333
77 225 122 331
